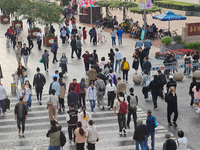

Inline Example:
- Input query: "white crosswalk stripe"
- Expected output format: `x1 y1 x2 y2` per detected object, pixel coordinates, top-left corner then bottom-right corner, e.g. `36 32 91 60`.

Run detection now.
0 95 191 150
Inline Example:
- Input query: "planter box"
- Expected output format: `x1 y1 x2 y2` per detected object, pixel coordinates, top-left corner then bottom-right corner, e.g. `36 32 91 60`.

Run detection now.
29 28 40 38
0 15 10 24
43 36 58 47
12 20 23 29
165 44 185 50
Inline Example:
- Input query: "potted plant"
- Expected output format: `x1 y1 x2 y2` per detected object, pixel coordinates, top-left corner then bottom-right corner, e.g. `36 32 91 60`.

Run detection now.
0 0 24 28
35 2 63 46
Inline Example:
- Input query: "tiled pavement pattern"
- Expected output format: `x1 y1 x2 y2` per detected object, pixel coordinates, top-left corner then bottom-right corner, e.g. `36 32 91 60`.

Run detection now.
0 94 191 150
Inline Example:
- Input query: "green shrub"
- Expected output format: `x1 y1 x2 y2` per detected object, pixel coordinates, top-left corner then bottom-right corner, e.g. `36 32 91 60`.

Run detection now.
154 0 200 12
161 36 172 45
172 35 182 44
184 42 200 50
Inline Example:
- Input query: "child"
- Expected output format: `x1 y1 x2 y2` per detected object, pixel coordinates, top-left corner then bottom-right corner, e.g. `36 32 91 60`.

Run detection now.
12 71 19 88
6 36 11 48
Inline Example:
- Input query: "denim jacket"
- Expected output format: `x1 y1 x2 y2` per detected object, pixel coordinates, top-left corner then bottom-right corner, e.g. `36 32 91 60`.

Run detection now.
146 115 155 133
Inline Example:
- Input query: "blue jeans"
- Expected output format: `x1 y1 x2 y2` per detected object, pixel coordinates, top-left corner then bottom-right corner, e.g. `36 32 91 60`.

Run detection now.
118 36 122 45
0 100 5 114
115 60 121 72
111 60 114 69
48 145 60 150
27 94 32 110
89 100 95 112
111 37 116 46
145 132 155 150
20 76 24 85
135 140 145 150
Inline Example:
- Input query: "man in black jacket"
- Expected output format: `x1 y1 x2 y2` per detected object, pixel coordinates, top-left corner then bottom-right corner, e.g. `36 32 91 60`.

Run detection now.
66 103 78 143
166 76 177 92
162 133 177 150
14 98 27 138
142 57 151 75
27 32 33 50
138 48 146 71
21 43 30 68
70 36 78 59
157 70 167 99
33 67 46 105
67 86 79 109
98 68 107 85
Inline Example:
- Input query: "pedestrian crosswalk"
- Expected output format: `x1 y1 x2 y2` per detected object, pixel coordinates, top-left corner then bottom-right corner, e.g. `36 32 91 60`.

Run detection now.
0 94 192 150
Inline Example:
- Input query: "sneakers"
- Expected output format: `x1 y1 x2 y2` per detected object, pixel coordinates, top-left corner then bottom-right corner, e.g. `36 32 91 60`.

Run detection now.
168 123 173 126
173 122 177 127
39 102 42 105
118 132 122 136
122 128 126 136
196 109 200 113
154 108 158 111
145 98 148 101
102 106 105 110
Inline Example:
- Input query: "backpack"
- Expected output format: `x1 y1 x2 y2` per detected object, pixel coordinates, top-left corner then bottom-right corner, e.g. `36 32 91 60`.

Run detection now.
89 29 92 35
123 61 129 70
96 81 105 92
145 76 151 87
60 131 66 147
160 74 167 85
129 95 137 109
118 98 127 114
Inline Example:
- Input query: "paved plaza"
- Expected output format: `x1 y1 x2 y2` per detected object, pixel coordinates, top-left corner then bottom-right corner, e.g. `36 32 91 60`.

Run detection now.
0 11 199 150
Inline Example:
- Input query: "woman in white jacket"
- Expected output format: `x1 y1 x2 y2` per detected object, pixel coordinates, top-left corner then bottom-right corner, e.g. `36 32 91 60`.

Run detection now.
176 130 187 150
105 79 116 110
78 105 92 129
86 82 97 113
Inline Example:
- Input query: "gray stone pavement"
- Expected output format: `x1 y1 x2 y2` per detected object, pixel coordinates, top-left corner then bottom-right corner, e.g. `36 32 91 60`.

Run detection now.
0 13 198 150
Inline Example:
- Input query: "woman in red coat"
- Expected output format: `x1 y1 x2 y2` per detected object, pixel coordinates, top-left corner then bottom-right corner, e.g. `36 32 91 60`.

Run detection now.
82 27 87 43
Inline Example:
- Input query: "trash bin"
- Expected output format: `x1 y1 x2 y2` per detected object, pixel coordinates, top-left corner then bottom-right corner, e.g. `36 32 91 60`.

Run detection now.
11 83 16 95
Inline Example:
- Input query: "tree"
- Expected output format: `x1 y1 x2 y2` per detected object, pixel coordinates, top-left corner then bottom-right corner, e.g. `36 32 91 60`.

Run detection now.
94 1 114 18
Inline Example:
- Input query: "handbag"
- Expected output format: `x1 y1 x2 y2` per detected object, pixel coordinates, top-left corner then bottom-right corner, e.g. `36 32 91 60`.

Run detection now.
154 116 158 128
22 69 27 77
39 58 44 63
47 96 53 108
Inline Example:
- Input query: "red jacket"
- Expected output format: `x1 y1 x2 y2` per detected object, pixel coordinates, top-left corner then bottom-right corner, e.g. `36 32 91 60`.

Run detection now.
82 53 90 63
68 82 80 95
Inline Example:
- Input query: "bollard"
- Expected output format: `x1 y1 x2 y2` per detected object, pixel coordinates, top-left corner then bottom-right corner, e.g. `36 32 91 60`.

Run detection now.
133 74 142 84
11 83 16 96
85 78 90 87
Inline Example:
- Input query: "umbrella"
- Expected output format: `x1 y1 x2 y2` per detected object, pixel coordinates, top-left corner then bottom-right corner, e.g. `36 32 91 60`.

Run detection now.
152 11 186 30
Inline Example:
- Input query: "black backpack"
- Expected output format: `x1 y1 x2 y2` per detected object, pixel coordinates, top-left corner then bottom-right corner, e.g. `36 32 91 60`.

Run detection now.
60 131 66 147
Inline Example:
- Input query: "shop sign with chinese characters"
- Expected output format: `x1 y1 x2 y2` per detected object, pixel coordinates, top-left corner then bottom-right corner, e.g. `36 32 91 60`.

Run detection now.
186 23 200 36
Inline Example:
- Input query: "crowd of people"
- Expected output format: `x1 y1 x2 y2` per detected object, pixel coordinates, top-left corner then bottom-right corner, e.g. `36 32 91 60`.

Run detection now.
0 3 193 150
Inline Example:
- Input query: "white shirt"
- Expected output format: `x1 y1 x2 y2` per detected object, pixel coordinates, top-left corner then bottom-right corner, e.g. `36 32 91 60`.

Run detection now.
17 88 29 102
49 95 58 106
37 32 43 40
97 28 102 34
115 51 122 60
78 111 92 129
105 83 116 95
177 137 187 150
0 86 7 100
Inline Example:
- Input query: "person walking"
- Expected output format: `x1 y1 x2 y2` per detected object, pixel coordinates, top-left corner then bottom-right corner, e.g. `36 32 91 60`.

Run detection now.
15 45 22 62
37 30 43 50
17 32 23 48
189 77 196 107
145 110 156 150
17 84 29 107
97 26 102 43
87 65 97 84
110 28 117 47
68 78 80 95
141 71 151 101
89 27 93 44
132 50 140 74
42 50 49 72
60 27 67 46
58 78 66 113
105 79 116 110
86 120 100 150
25 80 32 111
59 53 68 75
115 48 122 73
82 50 90 73
27 32 34 50
78 106 91 129
82 27 87 43
116 77 126 95
108 48 115 69
92 27 97 45
48 89 58 121
114 92 128 136
176 130 187 150
67 86 79 109
121 57 130 82
138 48 146 71
0 82 8 116
192 82 200 113
70 36 78 59
165 86 178 127
166 76 177 92
133 119 148 150
144 38 152 57
162 133 177 150
17 62 26 85
142 57 151 75
14 98 27 138
46 120 61 150
77 37 82 59
86 82 97 113
79 78 87 108
148 75 162 110
74 121 87 150
51 40 59 63
52 77 61 98
107 69 117 86
21 43 30 69
127 87 138 129
157 70 167 99
33 67 46 105
94 75 105 110
66 103 78 144
135 38 143 49
117 27 123 46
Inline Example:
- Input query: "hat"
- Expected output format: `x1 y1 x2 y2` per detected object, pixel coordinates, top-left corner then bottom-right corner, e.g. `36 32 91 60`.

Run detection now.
169 75 173 79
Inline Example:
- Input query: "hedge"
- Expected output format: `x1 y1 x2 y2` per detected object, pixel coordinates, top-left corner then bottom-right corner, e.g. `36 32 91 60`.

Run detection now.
184 42 200 50
154 0 200 12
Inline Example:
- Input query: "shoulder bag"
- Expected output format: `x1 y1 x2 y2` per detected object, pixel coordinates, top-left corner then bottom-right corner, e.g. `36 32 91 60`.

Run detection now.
47 96 53 108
